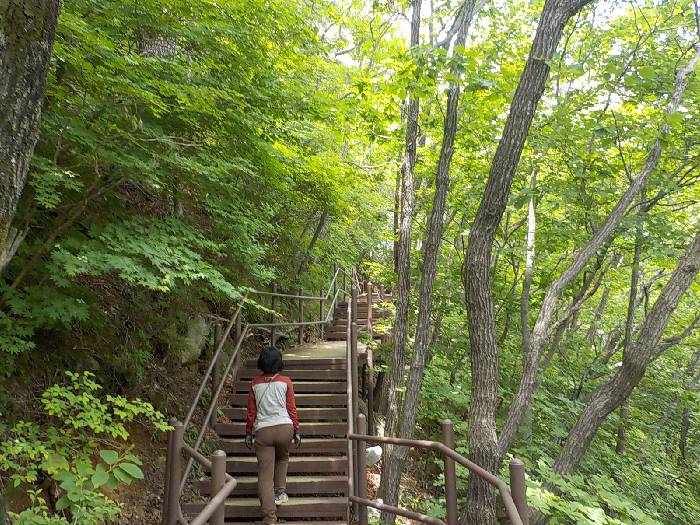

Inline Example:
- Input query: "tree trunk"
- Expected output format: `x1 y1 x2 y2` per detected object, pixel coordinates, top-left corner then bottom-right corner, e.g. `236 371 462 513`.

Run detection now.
0 0 61 273
296 209 328 277
553 226 700 476
393 165 401 274
497 41 700 461
462 2 591 523
616 194 644 456
380 1 422 521
518 168 537 443
381 2 483 520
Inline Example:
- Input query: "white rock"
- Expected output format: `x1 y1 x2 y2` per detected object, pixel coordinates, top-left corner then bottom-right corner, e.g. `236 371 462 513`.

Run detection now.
366 445 382 466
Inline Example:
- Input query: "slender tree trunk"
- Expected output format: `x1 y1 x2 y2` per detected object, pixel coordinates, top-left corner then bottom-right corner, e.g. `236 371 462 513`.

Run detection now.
497 41 700 461
553 227 700 476
381 3 483 520
518 168 537 443
0 0 61 273
616 194 644 455
393 166 401 274
462 2 591 523
380 1 422 521
296 209 328 277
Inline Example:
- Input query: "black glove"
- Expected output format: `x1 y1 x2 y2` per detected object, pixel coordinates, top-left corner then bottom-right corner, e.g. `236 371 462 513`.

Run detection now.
293 430 302 448
245 432 254 449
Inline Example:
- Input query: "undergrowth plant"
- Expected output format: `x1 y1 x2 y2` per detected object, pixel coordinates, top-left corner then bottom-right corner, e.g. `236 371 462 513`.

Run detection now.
0 371 170 524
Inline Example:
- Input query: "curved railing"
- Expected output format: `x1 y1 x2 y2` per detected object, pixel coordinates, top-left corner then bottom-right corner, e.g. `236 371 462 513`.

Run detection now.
162 266 529 525
162 267 351 525
345 276 529 525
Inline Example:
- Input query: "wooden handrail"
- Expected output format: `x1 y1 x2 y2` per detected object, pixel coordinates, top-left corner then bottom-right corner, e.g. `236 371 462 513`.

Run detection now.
347 431 527 525
349 496 447 525
163 268 349 525
182 299 246 428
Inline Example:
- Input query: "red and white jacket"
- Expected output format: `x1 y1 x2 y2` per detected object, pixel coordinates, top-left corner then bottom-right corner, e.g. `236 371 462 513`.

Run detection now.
246 373 299 433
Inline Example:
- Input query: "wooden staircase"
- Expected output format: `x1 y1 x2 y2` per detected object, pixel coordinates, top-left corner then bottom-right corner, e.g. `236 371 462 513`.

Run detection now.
165 275 529 525
326 292 384 341
183 354 351 524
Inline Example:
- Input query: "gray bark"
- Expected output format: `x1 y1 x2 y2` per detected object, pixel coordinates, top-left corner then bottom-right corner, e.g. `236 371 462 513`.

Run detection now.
616 194 644 455
381 2 484 521
0 0 61 273
518 168 537 443
380 1 422 521
463 2 592 523
497 41 700 460
552 226 700 475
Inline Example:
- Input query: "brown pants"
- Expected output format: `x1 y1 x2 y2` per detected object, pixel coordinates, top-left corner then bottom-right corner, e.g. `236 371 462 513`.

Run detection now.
254 424 294 524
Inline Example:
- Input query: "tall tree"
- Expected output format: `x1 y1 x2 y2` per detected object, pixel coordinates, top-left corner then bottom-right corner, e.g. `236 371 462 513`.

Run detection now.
380 1 484 521
0 0 61 272
381 1 422 520
552 225 700 475
498 39 700 460
462 1 592 523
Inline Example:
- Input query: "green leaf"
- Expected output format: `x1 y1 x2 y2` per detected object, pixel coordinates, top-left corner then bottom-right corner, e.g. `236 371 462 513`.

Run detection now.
639 65 656 80
112 466 133 485
118 462 144 480
91 465 110 488
99 449 119 465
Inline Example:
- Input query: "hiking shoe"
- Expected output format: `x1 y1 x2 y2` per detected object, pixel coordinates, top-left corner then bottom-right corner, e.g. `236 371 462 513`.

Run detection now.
274 491 289 506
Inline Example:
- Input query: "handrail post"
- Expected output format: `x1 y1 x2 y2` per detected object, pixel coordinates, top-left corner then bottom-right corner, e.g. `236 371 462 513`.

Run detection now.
441 420 458 525
357 414 368 525
210 324 223 429
378 283 385 301
211 450 227 525
298 287 304 345
342 270 347 301
167 420 184 525
366 282 373 337
319 289 325 340
271 284 278 345
350 318 359 506
351 282 358 324
366 349 374 436
333 263 338 300
161 423 174 525
235 307 242 342
509 459 528 525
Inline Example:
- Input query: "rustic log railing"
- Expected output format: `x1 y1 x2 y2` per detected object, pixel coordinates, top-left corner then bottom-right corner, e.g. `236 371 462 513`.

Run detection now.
163 265 528 525
346 275 529 525
162 267 351 525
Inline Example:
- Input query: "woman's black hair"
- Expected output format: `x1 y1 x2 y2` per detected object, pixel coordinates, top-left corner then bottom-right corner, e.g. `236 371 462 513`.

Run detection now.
257 346 284 374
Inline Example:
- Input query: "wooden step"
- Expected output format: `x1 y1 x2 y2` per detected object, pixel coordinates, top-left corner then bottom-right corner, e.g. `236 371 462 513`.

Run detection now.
230 393 346 406
243 358 347 370
183 497 347 519
223 407 347 421
223 456 348 474
216 422 347 437
237 369 346 381
193 475 348 496
211 522 346 525
232 381 346 393
221 437 347 455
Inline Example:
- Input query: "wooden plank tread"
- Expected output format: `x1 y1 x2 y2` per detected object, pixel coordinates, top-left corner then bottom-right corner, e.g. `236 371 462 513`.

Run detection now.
223 407 347 421
221 437 346 454
183 497 347 518
237 369 346 381
216 422 347 437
